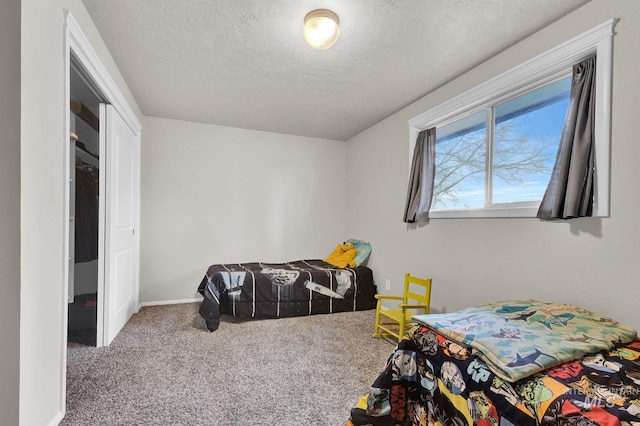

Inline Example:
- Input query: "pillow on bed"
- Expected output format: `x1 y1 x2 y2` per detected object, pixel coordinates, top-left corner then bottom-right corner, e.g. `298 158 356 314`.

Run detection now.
347 239 372 266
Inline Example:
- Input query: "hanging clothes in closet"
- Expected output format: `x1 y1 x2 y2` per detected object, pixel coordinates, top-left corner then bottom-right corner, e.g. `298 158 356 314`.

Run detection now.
75 156 99 263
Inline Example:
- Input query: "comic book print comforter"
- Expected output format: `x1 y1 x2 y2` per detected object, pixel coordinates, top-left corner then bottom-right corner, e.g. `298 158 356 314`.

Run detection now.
349 320 640 425
197 259 376 332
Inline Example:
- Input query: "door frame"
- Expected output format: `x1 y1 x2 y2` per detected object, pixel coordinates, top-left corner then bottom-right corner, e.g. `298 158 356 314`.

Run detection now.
61 7 142 412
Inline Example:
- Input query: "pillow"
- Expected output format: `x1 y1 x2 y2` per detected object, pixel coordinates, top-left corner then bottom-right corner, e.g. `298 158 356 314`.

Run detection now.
346 239 372 266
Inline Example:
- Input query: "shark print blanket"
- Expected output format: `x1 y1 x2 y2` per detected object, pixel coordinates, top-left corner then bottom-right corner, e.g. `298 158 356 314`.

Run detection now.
348 325 640 426
411 300 638 382
196 259 377 332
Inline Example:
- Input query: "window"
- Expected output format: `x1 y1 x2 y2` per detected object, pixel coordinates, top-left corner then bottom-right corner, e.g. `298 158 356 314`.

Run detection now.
408 19 615 218
433 77 571 210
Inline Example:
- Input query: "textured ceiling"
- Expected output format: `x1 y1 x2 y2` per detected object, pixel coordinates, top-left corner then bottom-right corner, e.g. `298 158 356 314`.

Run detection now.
82 0 590 141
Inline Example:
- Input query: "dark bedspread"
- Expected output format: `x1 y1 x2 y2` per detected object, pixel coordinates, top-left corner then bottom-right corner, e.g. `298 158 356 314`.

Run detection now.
349 325 640 425
197 259 376 331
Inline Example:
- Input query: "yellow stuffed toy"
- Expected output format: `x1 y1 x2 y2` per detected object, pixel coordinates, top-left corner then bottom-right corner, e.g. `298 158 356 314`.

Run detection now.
324 242 358 268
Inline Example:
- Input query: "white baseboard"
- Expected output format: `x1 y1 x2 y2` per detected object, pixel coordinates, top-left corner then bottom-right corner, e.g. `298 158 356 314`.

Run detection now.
138 296 203 309
49 411 64 426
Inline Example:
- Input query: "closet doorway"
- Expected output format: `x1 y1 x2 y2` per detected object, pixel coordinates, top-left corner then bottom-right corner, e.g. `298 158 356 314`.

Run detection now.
64 11 142 356
68 61 101 346
66 51 140 348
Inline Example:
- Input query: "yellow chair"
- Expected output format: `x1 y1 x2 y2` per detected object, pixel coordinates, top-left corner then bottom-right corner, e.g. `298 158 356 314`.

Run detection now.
373 273 432 341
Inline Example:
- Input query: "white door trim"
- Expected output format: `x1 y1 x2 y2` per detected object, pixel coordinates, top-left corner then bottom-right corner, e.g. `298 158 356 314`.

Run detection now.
64 11 142 135
62 9 142 418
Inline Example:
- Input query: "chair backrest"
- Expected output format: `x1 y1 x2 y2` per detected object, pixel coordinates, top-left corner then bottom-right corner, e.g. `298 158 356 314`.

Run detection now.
403 273 432 313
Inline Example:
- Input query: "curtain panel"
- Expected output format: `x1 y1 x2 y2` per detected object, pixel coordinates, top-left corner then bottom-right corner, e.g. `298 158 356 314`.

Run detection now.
403 127 436 223
537 56 597 220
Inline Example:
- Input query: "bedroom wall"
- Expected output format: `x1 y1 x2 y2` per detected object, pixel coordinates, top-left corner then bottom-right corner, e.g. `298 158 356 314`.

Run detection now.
20 0 143 424
346 0 640 331
0 0 21 423
139 116 348 303
20 0 67 423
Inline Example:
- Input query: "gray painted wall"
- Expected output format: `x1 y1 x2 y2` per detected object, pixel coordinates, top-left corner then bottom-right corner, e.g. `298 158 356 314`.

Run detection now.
140 116 348 303
346 0 640 331
0 0 21 424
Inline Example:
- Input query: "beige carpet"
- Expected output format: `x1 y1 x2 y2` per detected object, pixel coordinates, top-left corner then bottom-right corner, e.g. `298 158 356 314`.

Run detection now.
62 303 396 425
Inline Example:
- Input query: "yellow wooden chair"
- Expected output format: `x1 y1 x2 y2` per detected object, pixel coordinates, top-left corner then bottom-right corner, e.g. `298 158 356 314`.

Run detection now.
373 273 432 341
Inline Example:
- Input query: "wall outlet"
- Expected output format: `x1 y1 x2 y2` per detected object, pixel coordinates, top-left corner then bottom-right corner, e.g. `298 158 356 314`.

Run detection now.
384 279 391 291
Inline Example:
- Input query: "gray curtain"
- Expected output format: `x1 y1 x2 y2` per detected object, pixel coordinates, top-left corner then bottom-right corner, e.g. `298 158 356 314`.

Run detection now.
403 127 436 223
537 56 596 220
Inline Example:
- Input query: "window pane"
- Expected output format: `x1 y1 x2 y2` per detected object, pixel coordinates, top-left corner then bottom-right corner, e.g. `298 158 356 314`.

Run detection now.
433 110 486 209
492 77 571 204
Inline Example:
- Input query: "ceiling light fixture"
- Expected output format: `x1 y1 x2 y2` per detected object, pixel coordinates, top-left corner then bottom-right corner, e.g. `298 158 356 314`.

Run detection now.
302 9 340 50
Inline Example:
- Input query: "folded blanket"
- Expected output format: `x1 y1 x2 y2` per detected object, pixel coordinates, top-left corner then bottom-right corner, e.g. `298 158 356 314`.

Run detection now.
412 299 637 382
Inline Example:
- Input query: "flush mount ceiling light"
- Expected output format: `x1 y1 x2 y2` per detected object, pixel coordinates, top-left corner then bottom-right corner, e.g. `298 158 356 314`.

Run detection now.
302 9 340 50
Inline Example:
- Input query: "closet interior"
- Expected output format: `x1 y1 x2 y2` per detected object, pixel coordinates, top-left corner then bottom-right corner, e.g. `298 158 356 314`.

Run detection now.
68 63 102 347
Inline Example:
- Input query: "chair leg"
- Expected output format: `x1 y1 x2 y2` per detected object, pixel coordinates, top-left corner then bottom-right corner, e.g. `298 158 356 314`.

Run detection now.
372 305 382 338
398 310 411 342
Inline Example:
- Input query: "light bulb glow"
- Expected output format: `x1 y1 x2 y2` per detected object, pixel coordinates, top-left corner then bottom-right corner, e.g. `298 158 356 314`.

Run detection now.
303 9 340 50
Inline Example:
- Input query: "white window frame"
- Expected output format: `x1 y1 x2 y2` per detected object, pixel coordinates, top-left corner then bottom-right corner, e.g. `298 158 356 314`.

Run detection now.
408 19 616 219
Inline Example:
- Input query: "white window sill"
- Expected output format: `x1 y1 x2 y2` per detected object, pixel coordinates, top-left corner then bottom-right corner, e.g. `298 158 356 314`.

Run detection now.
429 206 540 219
429 205 607 219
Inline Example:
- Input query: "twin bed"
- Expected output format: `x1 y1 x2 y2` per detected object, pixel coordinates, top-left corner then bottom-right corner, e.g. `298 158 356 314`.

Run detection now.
349 299 640 426
196 258 376 332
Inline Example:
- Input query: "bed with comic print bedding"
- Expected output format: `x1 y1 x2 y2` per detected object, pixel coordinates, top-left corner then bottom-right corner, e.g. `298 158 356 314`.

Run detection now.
349 300 640 426
197 259 376 332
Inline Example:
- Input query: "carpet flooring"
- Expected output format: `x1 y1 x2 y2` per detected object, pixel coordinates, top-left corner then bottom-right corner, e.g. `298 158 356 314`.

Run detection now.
62 303 396 425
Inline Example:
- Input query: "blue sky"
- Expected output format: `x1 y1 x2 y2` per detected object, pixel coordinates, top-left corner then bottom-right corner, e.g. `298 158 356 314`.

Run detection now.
433 77 571 209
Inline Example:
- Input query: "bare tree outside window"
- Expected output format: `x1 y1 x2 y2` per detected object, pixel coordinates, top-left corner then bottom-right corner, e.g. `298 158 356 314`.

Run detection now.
432 77 571 210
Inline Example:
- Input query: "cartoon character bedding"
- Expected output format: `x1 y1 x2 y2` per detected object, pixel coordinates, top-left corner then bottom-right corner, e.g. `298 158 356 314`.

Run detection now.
349 300 640 426
197 259 376 332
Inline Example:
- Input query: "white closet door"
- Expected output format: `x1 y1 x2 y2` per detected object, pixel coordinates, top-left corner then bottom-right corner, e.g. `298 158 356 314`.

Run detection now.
102 104 140 345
